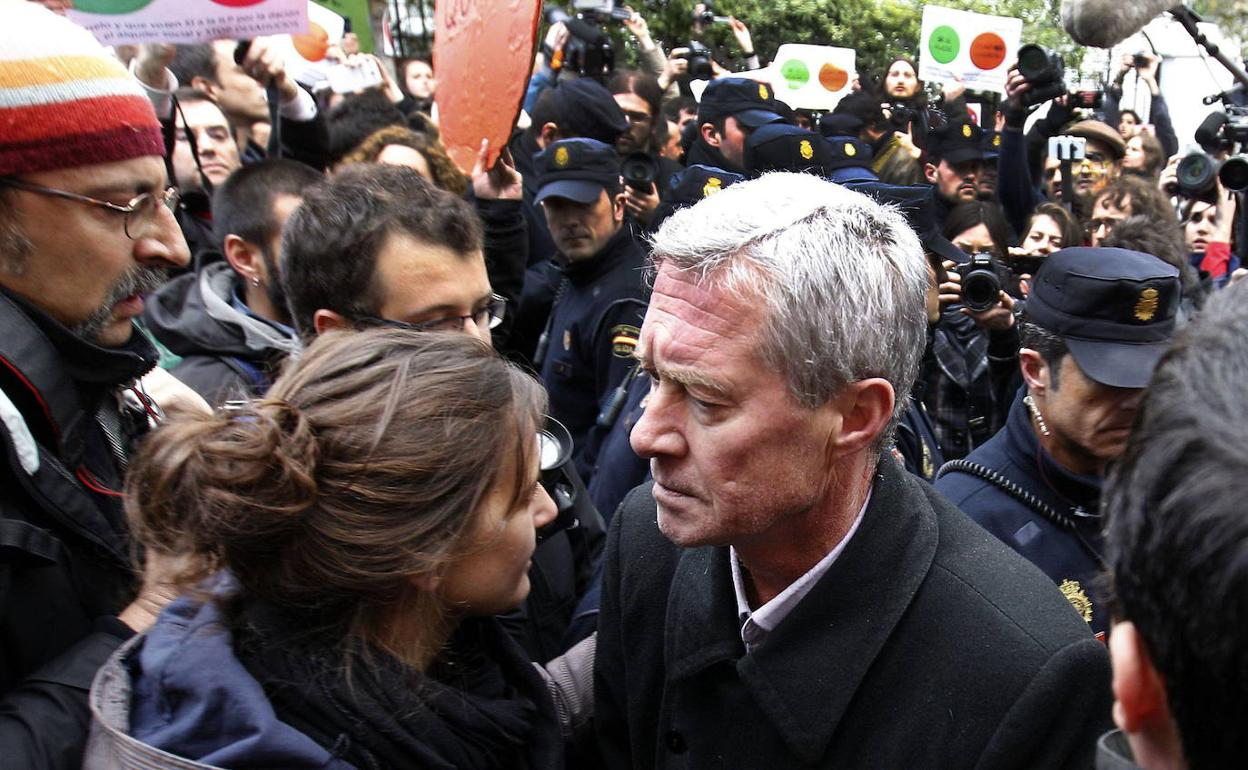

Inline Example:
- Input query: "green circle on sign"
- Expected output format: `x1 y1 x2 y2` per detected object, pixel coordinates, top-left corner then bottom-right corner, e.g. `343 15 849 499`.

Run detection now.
780 59 810 90
928 25 960 64
72 0 154 12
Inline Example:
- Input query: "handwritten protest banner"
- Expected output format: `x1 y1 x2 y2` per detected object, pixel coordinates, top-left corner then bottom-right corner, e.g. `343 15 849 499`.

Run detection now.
434 0 541 172
68 0 307 47
769 44 855 111
918 5 1021 95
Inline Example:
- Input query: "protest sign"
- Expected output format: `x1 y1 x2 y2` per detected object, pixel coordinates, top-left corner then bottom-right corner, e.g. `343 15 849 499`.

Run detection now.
68 0 307 46
769 44 855 111
918 5 1021 95
434 0 541 173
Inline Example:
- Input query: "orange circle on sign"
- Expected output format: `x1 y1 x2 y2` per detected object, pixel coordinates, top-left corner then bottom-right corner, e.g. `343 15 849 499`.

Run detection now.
293 22 330 62
969 32 1006 71
818 63 849 92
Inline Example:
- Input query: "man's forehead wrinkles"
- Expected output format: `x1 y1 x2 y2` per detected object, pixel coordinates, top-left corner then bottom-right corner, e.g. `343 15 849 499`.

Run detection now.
650 284 741 336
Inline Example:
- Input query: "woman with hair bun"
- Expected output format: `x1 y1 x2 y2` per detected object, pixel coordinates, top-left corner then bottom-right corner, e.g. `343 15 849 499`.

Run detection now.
85 329 570 769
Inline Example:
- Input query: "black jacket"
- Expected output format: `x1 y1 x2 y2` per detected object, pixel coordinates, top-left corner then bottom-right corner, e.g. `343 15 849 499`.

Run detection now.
595 455 1112 768
935 390 1109 637
0 291 157 769
144 263 300 405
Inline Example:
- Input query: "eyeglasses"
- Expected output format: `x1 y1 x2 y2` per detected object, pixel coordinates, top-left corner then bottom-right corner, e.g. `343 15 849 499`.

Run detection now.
622 109 653 124
354 294 507 334
0 177 179 240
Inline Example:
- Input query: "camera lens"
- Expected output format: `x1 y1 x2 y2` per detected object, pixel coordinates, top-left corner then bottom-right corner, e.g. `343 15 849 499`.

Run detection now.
1219 155 1248 192
621 152 658 189
1177 152 1218 195
1016 45 1050 83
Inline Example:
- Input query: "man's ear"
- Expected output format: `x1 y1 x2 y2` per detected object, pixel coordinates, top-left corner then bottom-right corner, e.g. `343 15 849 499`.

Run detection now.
827 377 895 457
700 122 720 148
222 234 263 285
538 122 561 149
312 309 352 336
612 191 627 223
1110 621 1169 733
1019 348 1051 396
923 162 939 185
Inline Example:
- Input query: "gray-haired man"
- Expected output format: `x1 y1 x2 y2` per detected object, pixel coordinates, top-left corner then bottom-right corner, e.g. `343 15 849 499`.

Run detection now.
594 172 1112 768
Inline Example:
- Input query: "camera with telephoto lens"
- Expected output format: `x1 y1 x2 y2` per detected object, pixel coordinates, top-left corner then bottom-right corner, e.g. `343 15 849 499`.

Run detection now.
544 4 623 79
677 39 715 79
957 253 1013 313
620 152 658 191
1175 149 1248 195
1016 44 1067 108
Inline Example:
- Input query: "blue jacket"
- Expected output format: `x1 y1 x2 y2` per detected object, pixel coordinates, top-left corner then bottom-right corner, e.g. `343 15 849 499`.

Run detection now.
935 389 1108 637
127 594 351 768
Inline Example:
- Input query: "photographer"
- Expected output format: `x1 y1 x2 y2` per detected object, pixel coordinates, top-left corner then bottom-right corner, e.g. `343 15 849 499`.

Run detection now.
1181 183 1239 287
1104 53 1178 158
607 70 680 224
924 201 1020 461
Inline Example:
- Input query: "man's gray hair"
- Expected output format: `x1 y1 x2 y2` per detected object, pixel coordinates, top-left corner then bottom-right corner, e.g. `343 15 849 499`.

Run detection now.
649 172 928 434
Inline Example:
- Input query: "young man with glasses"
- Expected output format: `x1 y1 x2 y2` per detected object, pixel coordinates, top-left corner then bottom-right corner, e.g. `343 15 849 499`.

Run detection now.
282 162 605 662
0 5 194 767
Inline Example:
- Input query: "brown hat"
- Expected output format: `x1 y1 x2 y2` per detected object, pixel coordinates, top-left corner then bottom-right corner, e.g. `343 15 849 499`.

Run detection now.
1067 120 1126 160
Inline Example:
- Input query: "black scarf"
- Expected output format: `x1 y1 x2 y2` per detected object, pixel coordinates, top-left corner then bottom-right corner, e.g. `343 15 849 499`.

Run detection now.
233 601 562 770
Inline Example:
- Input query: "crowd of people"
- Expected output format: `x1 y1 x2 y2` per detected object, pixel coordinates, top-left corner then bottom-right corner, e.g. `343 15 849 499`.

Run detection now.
3 0 1248 768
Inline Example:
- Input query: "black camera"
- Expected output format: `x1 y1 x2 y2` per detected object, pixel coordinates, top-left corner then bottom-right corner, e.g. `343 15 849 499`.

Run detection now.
678 40 715 79
1175 150 1248 194
957 253 1012 312
1016 44 1067 108
620 152 659 191
1133 53 1150 68
691 0 728 26
536 417 598 542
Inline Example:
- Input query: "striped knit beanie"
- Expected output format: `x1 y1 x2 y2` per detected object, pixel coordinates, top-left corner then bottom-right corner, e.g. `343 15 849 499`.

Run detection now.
0 1 164 176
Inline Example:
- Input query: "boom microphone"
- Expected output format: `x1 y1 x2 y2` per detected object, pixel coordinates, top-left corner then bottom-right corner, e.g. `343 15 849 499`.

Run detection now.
1060 0 1175 48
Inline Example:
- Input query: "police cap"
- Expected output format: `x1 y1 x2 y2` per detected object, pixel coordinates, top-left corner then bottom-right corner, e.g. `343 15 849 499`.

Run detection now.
1028 247 1180 389
535 138 621 205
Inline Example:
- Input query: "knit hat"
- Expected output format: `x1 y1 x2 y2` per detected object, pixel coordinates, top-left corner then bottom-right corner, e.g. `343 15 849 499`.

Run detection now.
0 2 164 177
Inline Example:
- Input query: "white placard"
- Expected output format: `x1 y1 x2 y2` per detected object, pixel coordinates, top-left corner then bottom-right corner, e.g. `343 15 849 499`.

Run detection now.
768 44 856 111
918 5 1022 96
68 0 308 47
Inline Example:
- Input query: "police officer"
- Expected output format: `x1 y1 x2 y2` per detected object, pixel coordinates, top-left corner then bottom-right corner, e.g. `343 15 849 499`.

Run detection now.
924 118 984 220
936 247 1180 638
824 134 878 184
533 138 648 480
742 123 833 177
686 76 789 174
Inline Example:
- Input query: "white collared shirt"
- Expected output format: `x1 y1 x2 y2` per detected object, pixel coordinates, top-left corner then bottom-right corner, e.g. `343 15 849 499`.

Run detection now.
730 487 872 653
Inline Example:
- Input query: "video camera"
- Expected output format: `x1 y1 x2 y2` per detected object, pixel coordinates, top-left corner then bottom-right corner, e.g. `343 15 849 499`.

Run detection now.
544 2 630 79
1172 106 1248 194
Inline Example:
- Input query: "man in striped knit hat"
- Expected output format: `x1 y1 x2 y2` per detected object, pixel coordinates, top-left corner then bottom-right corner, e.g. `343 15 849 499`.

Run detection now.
0 2 192 766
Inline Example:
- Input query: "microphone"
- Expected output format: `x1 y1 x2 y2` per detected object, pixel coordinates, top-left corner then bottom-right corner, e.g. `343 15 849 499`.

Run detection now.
1060 0 1175 48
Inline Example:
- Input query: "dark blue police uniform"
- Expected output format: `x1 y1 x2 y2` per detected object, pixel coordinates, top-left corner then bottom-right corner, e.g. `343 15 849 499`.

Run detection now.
531 138 649 481
936 247 1181 639
539 229 646 479
936 388 1107 635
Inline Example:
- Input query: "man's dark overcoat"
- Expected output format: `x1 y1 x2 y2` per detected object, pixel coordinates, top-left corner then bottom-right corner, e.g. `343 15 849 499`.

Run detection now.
595 456 1112 769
